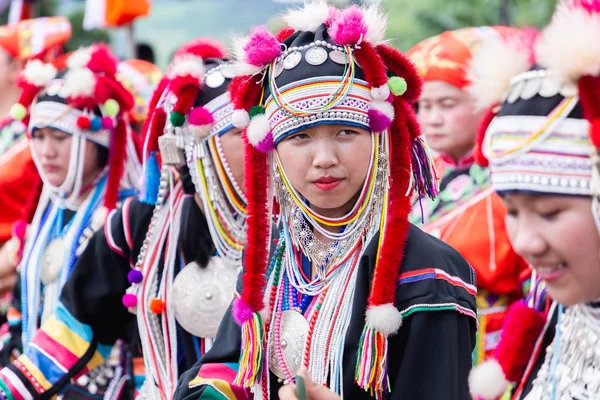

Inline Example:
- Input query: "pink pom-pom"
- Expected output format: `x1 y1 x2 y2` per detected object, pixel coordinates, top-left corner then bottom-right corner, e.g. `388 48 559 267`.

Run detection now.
567 0 600 13
102 116 114 130
325 6 341 27
233 298 254 325
12 221 27 241
329 5 367 46
244 27 282 67
256 131 274 153
122 294 137 308
368 107 392 133
189 106 214 126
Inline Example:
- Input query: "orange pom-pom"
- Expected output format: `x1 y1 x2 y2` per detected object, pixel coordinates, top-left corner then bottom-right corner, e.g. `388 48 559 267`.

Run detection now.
150 298 166 314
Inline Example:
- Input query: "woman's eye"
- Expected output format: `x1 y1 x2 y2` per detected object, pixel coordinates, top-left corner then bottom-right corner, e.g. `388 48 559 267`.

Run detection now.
540 209 561 221
506 208 518 218
440 100 458 109
338 129 358 136
290 133 310 140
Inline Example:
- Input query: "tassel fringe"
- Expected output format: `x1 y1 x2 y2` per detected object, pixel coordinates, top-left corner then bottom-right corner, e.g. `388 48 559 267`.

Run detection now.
234 312 265 388
355 325 391 399
410 136 439 200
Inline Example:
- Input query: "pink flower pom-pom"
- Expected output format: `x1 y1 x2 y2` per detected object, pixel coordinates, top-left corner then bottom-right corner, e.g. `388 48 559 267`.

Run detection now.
189 106 214 126
256 131 274 153
102 116 114 130
233 298 254 325
122 293 138 308
368 107 392 133
330 5 367 46
325 6 341 27
244 27 282 67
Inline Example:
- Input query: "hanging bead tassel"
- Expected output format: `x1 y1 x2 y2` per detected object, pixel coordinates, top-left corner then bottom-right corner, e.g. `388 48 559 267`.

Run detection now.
233 307 264 388
411 136 438 200
355 325 391 399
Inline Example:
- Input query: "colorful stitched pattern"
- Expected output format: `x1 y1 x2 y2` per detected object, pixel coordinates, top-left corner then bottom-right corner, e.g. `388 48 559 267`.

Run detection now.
189 363 250 400
397 268 477 296
0 302 111 398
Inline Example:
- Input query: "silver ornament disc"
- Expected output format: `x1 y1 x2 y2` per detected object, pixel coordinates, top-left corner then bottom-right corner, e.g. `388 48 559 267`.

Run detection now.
305 47 327 66
206 72 225 88
40 238 64 285
283 52 302 70
272 60 284 78
329 50 347 65
268 310 310 379
172 257 238 338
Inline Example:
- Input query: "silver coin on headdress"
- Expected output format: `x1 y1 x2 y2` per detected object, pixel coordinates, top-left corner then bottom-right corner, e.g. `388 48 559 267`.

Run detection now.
329 50 347 65
171 257 238 338
283 51 302 70
305 47 327 66
40 238 64 285
268 310 310 380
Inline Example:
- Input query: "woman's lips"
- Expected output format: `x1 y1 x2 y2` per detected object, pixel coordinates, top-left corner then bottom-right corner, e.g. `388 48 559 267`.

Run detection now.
313 177 343 191
533 262 567 282
42 164 60 173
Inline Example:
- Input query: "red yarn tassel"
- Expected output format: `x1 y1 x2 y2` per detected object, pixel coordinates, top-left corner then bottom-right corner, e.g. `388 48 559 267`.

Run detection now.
578 76 600 147
104 118 128 210
172 85 199 116
375 44 423 103
368 100 413 307
354 42 388 89
140 78 169 144
146 108 167 153
474 107 497 167
494 300 546 382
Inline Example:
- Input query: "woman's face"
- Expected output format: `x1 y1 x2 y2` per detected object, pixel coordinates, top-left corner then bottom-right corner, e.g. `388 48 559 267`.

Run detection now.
275 124 372 218
503 193 600 306
417 80 482 161
31 127 103 189
217 128 245 193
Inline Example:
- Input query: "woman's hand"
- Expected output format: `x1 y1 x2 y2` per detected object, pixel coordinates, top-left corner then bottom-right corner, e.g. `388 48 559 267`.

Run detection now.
278 368 341 400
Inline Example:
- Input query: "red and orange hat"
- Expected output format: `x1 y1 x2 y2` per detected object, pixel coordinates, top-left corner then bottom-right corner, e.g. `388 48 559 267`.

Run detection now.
0 16 71 62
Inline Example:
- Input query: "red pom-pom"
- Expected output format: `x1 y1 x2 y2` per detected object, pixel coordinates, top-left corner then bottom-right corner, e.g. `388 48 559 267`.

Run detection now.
150 298 166 314
494 300 546 382
276 26 296 42
87 44 118 76
77 115 91 130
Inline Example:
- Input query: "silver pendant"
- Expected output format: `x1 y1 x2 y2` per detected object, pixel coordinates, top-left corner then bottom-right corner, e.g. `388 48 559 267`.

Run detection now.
305 47 327 66
158 130 185 167
40 238 64 285
329 50 347 65
268 310 310 379
205 71 225 88
283 52 302 70
171 257 238 338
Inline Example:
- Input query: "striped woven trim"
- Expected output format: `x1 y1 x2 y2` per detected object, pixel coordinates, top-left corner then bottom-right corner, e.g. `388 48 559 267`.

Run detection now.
105 208 125 258
397 268 477 296
121 198 134 251
399 302 478 326
189 363 249 399
265 76 371 144
29 102 110 147
203 92 234 137
486 115 593 195
0 368 32 400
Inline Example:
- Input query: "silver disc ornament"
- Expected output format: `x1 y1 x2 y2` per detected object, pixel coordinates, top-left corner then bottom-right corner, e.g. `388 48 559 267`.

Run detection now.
40 238 65 285
171 257 238 338
268 310 310 380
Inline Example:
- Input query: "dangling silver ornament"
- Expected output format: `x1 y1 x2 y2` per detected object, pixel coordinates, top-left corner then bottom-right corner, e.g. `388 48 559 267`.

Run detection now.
40 238 64 285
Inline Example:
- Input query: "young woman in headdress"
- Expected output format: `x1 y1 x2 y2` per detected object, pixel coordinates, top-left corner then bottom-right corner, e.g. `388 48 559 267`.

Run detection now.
175 3 477 400
0 44 142 398
0 39 248 400
406 27 533 364
466 1 600 398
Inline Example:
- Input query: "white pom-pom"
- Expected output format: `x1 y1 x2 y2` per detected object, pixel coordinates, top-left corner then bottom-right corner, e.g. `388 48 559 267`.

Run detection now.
536 3 600 83
365 304 402 336
370 100 395 120
168 56 205 81
246 114 271 147
468 34 534 111
23 60 57 87
283 0 329 33
362 4 387 45
62 68 96 98
67 48 92 70
468 359 510 400
232 109 250 129
371 85 390 101
189 124 212 138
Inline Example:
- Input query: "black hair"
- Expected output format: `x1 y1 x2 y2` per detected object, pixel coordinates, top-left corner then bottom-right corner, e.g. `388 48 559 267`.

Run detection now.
136 42 155 64
96 145 109 168
177 164 215 268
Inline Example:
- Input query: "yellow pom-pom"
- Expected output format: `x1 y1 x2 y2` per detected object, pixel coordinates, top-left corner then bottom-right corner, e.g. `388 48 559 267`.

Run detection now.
10 104 27 121
103 99 120 117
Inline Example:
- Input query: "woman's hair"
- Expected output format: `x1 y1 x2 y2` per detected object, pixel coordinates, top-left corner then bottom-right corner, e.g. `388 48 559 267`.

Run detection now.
96 145 109 168
177 164 215 267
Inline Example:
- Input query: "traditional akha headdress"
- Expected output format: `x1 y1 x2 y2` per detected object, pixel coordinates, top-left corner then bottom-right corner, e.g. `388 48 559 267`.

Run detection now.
226 2 436 397
121 39 244 400
9 44 140 210
117 59 163 128
468 2 600 398
0 16 71 62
